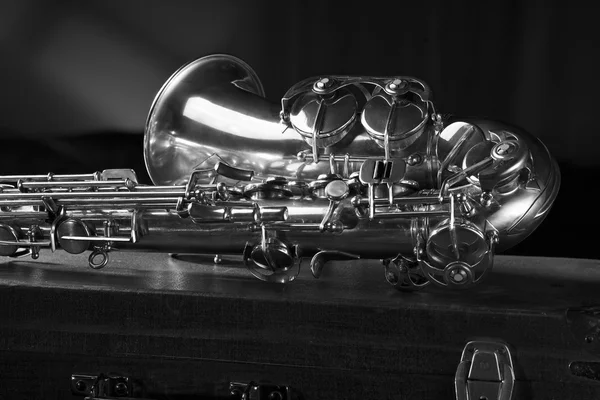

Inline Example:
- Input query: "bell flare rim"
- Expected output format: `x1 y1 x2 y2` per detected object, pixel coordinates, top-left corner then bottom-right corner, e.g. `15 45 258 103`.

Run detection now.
142 53 265 186
145 53 265 132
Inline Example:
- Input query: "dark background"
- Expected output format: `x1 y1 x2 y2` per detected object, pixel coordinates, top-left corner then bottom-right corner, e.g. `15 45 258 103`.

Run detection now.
0 0 596 259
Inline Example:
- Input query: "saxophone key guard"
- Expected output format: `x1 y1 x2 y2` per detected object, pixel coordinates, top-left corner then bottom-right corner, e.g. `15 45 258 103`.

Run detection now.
243 239 302 284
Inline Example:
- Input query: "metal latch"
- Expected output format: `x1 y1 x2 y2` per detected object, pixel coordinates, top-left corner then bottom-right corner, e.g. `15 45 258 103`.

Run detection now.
71 372 143 399
71 372 297 400
455 340 515 400
230 381 294 400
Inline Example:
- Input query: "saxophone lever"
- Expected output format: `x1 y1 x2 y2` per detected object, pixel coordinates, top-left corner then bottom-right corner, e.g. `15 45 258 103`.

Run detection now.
382 255 430 292
319 180 350 233
213 162 255 182
243 239 302 284
479 140 529 192
358 157 406 220
99 169 139 183
311 250 360 279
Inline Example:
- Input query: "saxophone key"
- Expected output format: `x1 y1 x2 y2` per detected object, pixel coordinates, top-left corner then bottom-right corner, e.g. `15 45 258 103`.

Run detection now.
359 157 406 184
56 218 95 254
0 223 22 256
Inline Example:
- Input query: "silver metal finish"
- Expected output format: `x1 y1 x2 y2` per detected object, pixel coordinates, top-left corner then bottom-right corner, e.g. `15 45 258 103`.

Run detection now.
455 340 515 400
70 372 297 400
71 372 136 399
0 54 561 290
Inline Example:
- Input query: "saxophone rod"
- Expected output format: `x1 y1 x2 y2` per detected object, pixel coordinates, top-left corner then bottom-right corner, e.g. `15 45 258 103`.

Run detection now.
0 191 186 200
354 195 448 207
0 173 101 181
371 210 448 219
298 152 367 163
0 198 179 208
17 180 137 189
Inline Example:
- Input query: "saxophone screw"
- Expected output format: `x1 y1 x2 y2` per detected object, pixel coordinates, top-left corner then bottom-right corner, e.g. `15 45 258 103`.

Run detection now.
326 220 344 234
296 151 308 162
279 110 289 124
313 77 335 92
491 233 500 244
480 191 494 207
316 78 330 89
431 113 442 122
493 141 517 157
247 223 260 232
456 192 474 215
214 254 222 264
406 153 422 166
124 178 136 190
388 78 403 91
449 268 467 283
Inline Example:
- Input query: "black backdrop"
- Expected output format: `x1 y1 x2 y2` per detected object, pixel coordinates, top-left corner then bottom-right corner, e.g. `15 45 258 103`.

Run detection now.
0 0 596 259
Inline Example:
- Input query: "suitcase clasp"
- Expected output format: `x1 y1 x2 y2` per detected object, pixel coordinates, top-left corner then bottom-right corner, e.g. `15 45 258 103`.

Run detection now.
230 381 294 400
71 373 297 400
71 372 143 399
455 340 515 400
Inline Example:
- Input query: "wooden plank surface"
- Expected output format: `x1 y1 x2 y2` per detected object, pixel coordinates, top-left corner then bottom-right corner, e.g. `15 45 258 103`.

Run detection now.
1 252 599 310
1 252 600 399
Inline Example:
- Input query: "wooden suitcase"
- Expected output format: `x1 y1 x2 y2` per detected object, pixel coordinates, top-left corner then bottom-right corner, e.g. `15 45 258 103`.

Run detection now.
1 252 599 399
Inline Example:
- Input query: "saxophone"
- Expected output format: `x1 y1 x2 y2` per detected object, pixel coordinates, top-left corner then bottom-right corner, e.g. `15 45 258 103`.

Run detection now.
0 54 560 290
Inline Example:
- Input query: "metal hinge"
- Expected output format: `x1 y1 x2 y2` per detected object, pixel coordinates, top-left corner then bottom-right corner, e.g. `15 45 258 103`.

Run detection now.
71 373 143 400
71 372 297 400
71 372 141 399
229 381 294 400
455 340 515 400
